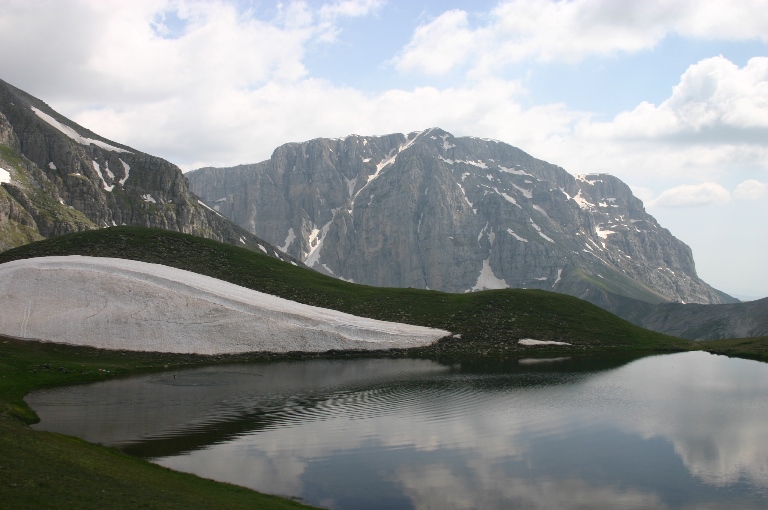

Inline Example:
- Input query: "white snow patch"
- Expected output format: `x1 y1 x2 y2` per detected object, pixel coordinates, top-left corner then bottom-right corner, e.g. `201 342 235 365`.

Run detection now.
239 236 246 244
499 191 522 208
258 244 267 253
31 107 130 153
532 204 550 219
198 200 223 216
141 194 156 203
48 162 57 170
92 161 114 192
507 229 528 242
0 256 450 354
499 166 532 176
575 174 602 184
458 159 488 169
595 225 616 239
304 209 338 267
535 277 548 281
529 219 554 243
118 159 130 186
573 190 595 210
457 181 473 208
553 269 562 287
511 183 532 199
362 158 371 163
439 156 455 165
0 168 10 184
441 134 455 150
280 228 296 252
518 339 572 346
471 259 508 291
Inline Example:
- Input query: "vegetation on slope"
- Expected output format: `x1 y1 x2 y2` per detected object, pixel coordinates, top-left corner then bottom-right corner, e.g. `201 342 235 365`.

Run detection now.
0 226 693 357
693 336 768 363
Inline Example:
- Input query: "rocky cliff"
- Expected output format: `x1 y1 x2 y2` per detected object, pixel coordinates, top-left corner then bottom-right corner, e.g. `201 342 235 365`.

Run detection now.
0 78 296 264
189 128 735 306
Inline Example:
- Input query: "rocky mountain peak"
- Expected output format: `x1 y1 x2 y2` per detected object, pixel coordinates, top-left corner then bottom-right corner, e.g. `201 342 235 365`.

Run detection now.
188 127 734 306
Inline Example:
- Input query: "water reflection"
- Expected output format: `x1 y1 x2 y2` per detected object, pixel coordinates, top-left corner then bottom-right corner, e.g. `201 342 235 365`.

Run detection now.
28 352 768 509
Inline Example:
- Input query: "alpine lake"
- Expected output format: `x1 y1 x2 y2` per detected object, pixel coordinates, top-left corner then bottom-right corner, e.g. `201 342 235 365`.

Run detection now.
27 351 768 509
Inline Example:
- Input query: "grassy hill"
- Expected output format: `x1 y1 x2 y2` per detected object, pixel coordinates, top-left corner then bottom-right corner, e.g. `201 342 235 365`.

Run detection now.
0 226 692 356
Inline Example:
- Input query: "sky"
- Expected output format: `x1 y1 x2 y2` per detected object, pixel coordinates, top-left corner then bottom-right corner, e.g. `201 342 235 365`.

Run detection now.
1 0 766 299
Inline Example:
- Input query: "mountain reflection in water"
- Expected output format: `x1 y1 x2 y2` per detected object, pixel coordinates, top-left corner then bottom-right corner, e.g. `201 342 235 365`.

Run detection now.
28 352 768 509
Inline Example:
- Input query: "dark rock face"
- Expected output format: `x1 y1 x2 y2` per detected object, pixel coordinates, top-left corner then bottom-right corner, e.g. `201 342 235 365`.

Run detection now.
0 79 297 264
189 127 734 305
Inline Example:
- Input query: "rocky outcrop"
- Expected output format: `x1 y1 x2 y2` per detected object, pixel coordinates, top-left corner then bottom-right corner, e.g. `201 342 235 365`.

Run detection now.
0 78 296 264
189 127 735 305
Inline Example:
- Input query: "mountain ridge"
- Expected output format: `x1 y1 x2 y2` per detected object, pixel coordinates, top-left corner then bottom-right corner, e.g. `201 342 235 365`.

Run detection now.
188 127 735 307
0 78 297 264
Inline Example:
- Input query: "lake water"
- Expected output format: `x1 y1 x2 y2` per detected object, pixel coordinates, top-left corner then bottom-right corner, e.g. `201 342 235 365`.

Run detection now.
28 351 768 509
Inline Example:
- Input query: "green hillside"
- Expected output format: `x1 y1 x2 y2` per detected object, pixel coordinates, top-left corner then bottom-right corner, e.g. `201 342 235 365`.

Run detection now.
0 226 692 356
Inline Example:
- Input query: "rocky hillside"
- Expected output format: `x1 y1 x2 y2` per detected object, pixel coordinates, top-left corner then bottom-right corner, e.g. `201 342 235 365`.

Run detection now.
189 128 734 306
0 78 296 264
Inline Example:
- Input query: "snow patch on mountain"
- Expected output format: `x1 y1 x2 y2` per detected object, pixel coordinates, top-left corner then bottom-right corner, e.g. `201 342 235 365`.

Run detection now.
470 259 508 291
118 159 131 185
92 161 114 192
32 107 130 153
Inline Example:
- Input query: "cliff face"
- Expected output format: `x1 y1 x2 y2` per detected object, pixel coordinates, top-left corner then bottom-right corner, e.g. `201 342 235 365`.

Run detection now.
0 79 296 264
189 127 734 305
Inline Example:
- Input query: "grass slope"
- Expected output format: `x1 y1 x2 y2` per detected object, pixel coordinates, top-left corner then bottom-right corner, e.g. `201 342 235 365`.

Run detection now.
0 226 692 356
693 336 768 363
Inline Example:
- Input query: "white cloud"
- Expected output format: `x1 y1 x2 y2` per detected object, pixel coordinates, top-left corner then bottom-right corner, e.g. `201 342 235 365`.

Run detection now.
393 0 768 75
536 57 768 186
394 10 480 75
650 182 731 208
733 179 768 201
588 56 768 141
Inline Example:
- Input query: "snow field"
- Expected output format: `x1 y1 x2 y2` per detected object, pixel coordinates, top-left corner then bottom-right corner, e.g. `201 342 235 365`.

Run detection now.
0 256 451 354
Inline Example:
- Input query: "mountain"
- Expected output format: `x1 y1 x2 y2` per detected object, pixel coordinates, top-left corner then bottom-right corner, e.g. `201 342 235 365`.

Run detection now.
609 295 768 341
188 127 735 307
0 78 296 264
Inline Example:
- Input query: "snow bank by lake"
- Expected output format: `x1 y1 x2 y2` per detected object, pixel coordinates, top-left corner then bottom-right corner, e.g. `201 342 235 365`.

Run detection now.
518 339 572 346
0 256 451 354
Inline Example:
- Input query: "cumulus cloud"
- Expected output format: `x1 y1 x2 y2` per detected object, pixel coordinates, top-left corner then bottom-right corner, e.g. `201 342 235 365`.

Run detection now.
733 179 768 201
535 56 768 186
585 56 768 142
650 182 731 208
394 0 768 74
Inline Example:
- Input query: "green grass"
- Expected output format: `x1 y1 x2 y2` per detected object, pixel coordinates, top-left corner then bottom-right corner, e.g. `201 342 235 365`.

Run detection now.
0 336 317 509
693 336 768 363
0 226 693 358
